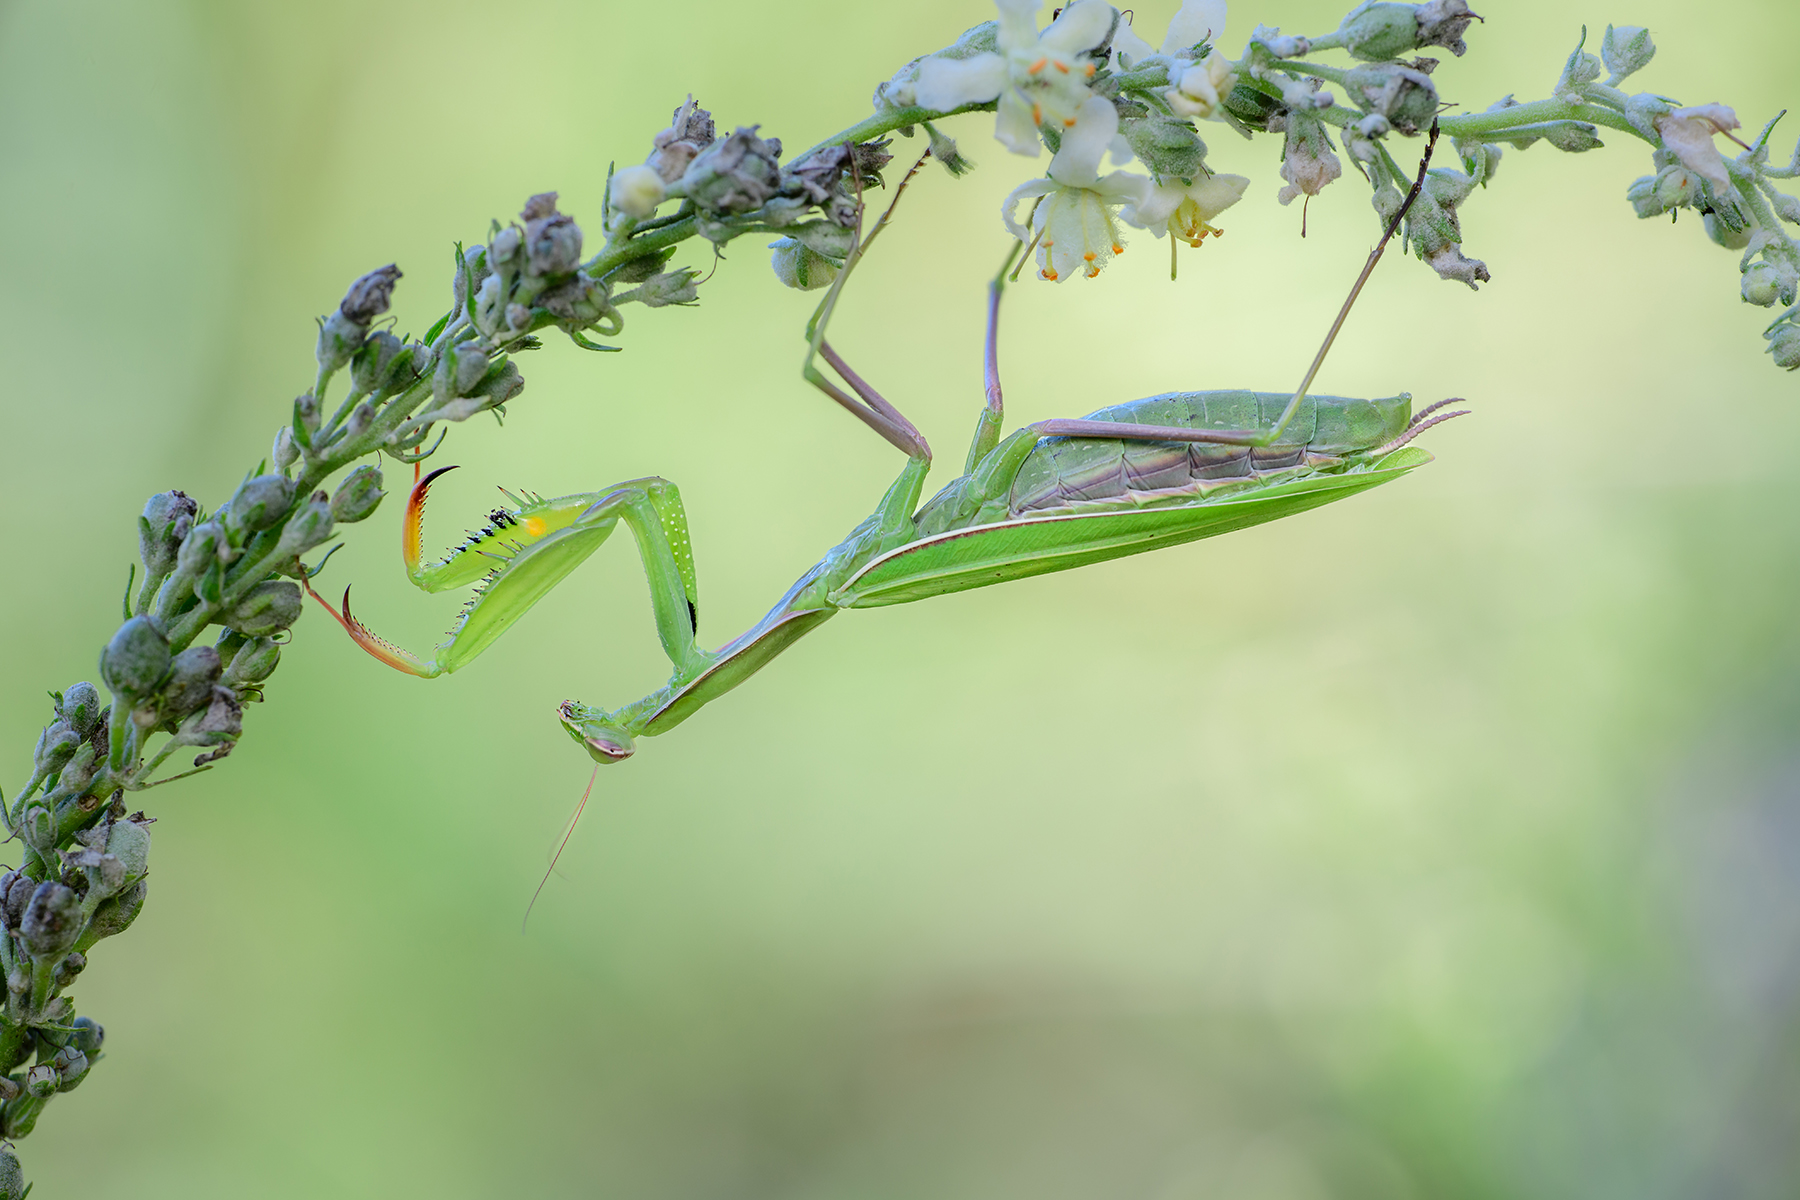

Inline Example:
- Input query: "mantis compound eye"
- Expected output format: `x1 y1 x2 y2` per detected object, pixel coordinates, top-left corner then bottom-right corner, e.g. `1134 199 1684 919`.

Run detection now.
558 701 635 764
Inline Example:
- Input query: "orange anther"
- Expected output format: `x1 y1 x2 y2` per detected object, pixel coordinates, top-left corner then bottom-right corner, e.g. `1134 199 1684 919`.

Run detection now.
1084 62 1096 77
1083 251 1096 262
1032 102 1043 125
1063 116 1077 127
1042 238 1054 247
1028 57 1047 74
1111 244 1124 255
1041 268 1059 280
1053 59 1070 73
1085 266 1100 278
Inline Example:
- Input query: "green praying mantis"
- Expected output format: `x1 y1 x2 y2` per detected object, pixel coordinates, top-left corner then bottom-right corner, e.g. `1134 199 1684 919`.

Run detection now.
309 132 1464 774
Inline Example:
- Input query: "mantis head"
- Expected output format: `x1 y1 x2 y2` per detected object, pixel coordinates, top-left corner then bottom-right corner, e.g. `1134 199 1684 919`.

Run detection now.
558 700 635 764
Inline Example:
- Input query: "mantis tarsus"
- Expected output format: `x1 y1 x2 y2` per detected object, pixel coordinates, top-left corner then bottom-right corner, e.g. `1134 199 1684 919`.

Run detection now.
309 127 1464 776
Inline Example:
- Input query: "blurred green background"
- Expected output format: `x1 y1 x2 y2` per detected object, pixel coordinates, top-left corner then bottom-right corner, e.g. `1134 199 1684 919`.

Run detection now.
3 0 1799 1194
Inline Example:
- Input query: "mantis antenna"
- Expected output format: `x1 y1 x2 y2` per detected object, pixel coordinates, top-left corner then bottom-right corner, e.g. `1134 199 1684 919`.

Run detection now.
1263 119 1442 446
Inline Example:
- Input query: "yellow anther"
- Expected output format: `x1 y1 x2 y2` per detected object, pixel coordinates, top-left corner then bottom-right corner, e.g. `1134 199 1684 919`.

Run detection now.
1028 57 1047 74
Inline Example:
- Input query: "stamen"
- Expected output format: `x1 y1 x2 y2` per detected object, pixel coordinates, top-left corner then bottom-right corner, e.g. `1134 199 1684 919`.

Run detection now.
1063 116 1077 127
1032 102 1043 125
1085 266 1100 278
1111 243 1124 255
1084 62 1096 77
1053 60 1070 73
1041 268 1059 281
1084 251 1096 262
1042 238 1054 247
1028 57 1047 74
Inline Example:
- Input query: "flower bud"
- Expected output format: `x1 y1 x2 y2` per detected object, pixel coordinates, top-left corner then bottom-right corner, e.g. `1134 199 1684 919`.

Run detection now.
1743 262 1783 307
1542 122 1602 153
224 580 303 636
1119 116 1207 183
159 645 222 719
350 329 407 397
610 165 667 221
0 1148 21 1200
176 519 224 578
76 880 145 952
1653 163 1699 211
274 493 335 558
139 490 199 578
1626 174 1662 218
344 400 376 439
331 465 385 524
769 238 841 290
57 682 104 737
517 192 583 277
223 636 281 689
20 882 82 960
105 818 151 883
925 124 971 176
23 1064 56 1100
316 264 402 373
32 723 79 778
1766 318 1800 371
1600 24 1654 83
51 1044 89 1090
71 1016 104 1056
100 616 170 702
1344 64 1438 135
53 953 86 991
1336 3 1419 61
225 474 296 538
682 127 783 216
1703 205 1752 250
1554 44 1603 102
623 271 700 309
434 342 489 400
272 426 299 473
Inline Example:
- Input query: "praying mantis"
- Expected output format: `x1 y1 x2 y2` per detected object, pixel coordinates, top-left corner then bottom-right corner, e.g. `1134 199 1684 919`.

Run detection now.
309 134 1464 771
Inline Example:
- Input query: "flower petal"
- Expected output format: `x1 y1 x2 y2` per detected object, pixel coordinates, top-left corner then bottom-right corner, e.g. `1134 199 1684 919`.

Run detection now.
995 92 1044 156
915 53 1009 110
1162 0 1228 53
1656 112 1732 187
1110 18 1157 67
1191 172 1249 218
1039 0 1114 55
1048 94 1118 187
1121 180 1184 228
994 0 1044 51
1001 177 1058 240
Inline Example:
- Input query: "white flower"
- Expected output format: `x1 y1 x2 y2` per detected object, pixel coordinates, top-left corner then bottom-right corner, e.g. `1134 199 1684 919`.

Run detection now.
1122 171 1248 245
1655 103 1740 188
1002 96 1151 280
1165 51 1237 121
609 164 667 219
1110 0 1229 68
915 0 1115 156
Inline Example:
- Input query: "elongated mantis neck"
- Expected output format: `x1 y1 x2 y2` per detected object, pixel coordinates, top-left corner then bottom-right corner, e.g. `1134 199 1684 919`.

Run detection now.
1264 121 1442 445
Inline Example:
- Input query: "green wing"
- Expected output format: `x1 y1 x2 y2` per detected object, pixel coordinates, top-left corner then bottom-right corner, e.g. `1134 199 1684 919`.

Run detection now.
831 448 1433 610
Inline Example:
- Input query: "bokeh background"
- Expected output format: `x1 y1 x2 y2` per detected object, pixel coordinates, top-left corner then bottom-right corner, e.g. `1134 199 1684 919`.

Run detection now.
3 0 1798 1194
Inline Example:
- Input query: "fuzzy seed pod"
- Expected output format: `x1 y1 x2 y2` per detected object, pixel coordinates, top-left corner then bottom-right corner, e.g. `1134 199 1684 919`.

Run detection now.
331 465 385 524
100 616 171 702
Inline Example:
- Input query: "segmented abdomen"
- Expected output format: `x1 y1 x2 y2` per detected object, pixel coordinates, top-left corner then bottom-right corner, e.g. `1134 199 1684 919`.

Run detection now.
1009 389 1409 516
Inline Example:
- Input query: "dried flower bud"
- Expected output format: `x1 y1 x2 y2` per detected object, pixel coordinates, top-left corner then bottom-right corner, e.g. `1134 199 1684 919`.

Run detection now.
57 682 104 736
275 493 335 558
139 490 198 577
176 687 243 753
317 262 403 376
1337 1 1478 62
1600 23 1654 84
225 474 296 537
50 1044 89 1090
682 127 783 216
100 616 171 702
769 238 841 290
331 464 385 524
224 581 303 636
1278 111 1343 204
20 882 82 960
1344 63 1438 134
159 646 222 719
1414 0 1478 55
3 877 33 929
519 194 582 277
